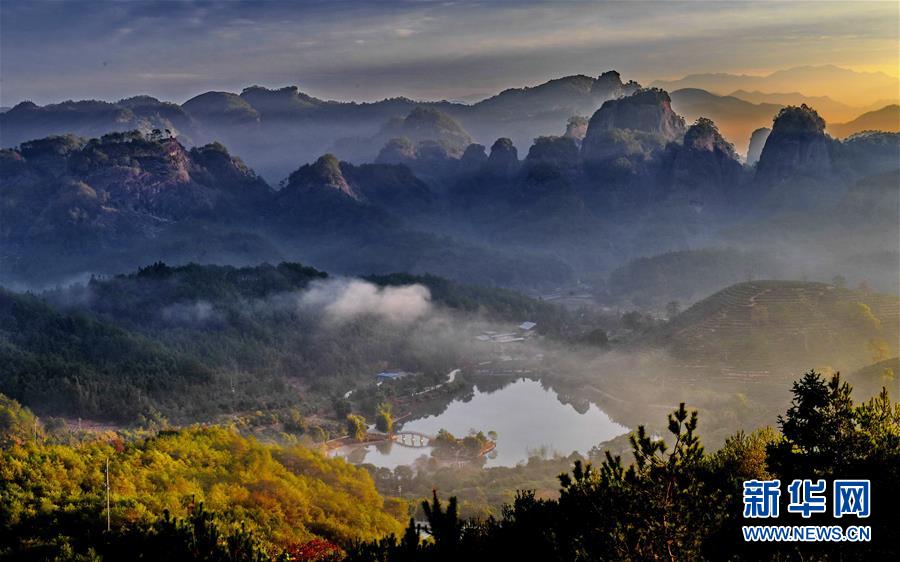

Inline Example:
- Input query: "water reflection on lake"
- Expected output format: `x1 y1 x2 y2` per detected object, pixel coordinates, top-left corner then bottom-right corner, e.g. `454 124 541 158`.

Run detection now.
332 378 628 468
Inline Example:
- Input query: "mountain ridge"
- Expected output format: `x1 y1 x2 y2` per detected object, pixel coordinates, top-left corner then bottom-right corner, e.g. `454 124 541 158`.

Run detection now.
651 65 899 107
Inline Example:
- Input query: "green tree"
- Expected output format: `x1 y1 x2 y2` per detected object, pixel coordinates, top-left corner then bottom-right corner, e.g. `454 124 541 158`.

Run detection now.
375 403 394 434
767 370 861 478
421 491 461 559
347 414 367 442
334 398 352 420
0 393 42 446
347 376 900 561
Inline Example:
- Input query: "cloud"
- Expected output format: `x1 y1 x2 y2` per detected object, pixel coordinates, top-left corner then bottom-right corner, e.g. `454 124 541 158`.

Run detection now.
1 1 896 105
161 300 220 324
300 279 432 325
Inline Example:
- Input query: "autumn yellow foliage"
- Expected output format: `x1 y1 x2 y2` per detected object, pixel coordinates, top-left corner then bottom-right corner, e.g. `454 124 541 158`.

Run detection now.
0 425 406 550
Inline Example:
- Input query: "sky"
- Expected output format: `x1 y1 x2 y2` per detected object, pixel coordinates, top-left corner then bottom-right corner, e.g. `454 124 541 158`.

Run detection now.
1 0 898 106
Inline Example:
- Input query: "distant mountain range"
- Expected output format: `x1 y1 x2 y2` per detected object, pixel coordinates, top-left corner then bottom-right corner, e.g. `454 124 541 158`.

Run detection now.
3 86 897 294
669 89 781 155
2 67 895 182
651 65 899 107
829 104 900 139
670 88 898 155
2 68 898 296
0 71 638 181
725 90 887 122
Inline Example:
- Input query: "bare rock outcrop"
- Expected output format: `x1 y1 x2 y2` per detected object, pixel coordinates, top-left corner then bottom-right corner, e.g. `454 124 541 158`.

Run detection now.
755 104 833 181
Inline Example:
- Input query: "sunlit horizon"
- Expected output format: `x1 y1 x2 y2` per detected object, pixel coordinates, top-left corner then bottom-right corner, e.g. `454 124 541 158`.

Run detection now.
2 1 897 108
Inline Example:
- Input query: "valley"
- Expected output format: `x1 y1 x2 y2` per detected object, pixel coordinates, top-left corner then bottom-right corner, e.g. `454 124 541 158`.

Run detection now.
1 3 899 557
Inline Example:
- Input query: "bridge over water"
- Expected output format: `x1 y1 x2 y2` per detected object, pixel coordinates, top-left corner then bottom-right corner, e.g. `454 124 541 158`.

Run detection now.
392 431 431 448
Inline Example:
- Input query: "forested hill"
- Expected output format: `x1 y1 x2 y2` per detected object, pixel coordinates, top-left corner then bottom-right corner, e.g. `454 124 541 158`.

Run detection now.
69 261 330 328
0 395 407 559
365 272 566 330
58 262 564 329
0 287 213 421
1 262 568 424
642 280 900 374
3 371 898 561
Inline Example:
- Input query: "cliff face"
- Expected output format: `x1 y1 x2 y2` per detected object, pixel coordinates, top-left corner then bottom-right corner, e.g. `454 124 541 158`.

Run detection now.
581 88 687 164
1 131 270 247
459 143 488 172
591 70 642 101
284 153 357 199
23 131 265 217
0 98 196 149
486 138 519 176
564 116 589 142
746 127 771 166
682 118 739 157
525 136 580 166
665 118 745 201
755 104 834 181
584 88 686 141
281 153 434 216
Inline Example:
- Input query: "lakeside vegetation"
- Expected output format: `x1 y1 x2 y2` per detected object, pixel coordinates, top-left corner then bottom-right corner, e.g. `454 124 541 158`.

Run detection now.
2 370 896 560
2 8 899 560
347 372 899 561
430 429 493 461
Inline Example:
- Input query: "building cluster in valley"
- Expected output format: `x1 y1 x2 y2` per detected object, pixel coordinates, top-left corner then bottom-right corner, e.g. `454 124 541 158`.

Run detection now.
357 320 543 401
475 321 538 344
374 370 419 382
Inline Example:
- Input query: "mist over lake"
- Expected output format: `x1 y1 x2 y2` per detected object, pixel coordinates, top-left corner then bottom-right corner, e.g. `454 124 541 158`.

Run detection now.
1 1 898 560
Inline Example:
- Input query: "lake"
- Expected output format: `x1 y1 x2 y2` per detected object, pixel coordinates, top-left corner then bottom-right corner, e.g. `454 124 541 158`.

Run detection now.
331 377 628 468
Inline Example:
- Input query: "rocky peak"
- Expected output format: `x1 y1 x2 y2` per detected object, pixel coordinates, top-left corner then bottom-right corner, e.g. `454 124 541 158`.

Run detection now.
189 142 267 193
61 131 196 199
525 136 580 166
375 137 417 165
414 140 453 162
664 118 744 200
592 70 642 101
239 85 322 117
4 130 271 233
380 107 474 156
19 134 86 170
487 138 519 176
118 96 191 128
286 154 357 199
564 116 589 142
581 88 687 164
181 91 260 125
585 88 686 140
117 95 182 114
756 104 833 181
594 70 624 92
746 127 771 166
683 118 738 159
7 101 40 114
459 143 488 172
770 104 826 136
